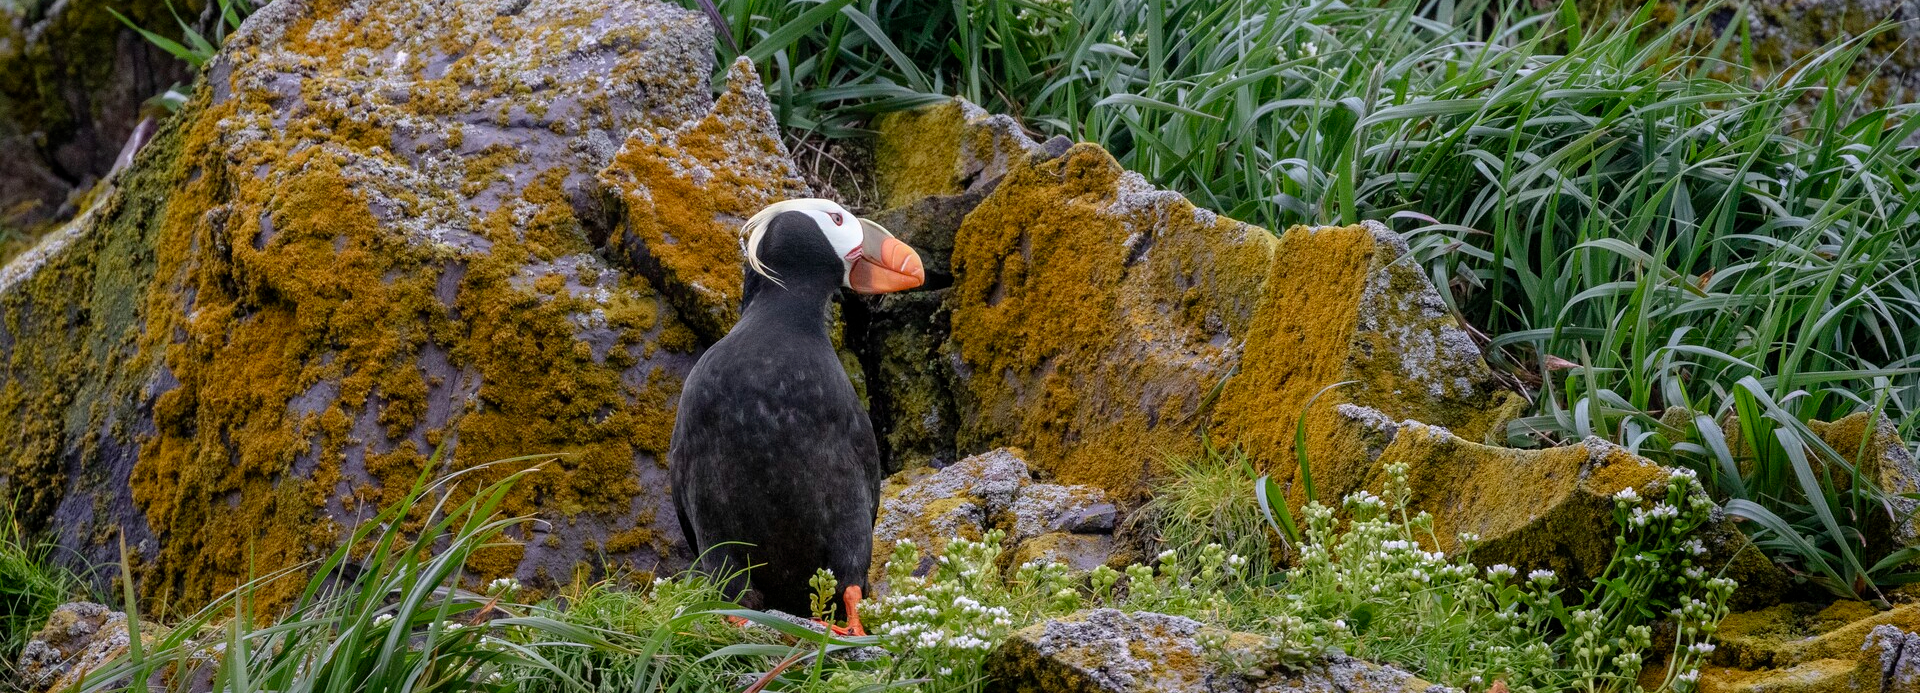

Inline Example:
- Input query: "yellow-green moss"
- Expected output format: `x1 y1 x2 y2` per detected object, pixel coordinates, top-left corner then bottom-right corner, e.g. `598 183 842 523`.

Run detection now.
948 143 1269 497
872 101 969 210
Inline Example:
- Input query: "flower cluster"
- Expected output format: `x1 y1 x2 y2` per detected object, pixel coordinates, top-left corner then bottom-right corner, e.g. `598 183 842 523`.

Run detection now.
869 535 1021 688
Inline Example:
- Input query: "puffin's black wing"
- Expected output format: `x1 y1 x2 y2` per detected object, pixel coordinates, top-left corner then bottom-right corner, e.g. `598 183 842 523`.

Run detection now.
668 329 881 614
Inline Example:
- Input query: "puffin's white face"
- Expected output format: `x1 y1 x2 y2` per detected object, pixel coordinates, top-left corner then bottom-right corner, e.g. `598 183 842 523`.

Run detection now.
741 198 925 294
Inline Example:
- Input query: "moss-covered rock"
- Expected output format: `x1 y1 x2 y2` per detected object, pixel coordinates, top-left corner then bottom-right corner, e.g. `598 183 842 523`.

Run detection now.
1806 413 1920 552
1698 601 1920 692
0 0 801 609
1342 407 1793 604
982 608 1451 693
944 139 1522 501
860 98 1064 471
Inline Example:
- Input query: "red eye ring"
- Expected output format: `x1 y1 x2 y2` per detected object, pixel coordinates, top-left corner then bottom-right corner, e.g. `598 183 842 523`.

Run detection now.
828 212 844 225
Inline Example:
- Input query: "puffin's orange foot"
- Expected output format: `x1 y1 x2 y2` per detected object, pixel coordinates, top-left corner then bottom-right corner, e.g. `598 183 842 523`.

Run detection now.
842 585 866 637
726 615 751 628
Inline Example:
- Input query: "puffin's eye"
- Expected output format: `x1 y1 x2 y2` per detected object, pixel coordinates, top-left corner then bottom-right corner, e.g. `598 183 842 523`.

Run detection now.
828 212 844 225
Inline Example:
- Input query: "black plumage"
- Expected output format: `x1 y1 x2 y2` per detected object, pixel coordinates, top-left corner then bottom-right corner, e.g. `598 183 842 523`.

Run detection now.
668 210 883 617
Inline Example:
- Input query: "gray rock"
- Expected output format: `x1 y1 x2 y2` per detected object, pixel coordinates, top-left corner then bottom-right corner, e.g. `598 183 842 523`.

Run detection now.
15 602 140 693
869 449 1121 588
1864 625 1920 693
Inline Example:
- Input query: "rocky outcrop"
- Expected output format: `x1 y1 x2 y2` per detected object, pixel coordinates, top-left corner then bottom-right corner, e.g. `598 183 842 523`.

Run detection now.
870 448 1120 588
982 609 1451 693
1699 601 1920 692
0 0 804 608
14 602 149 693
864 100 1524 502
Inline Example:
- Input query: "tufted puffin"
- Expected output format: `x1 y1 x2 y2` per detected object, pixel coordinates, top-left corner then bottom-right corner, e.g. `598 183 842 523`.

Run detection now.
668 198 925 635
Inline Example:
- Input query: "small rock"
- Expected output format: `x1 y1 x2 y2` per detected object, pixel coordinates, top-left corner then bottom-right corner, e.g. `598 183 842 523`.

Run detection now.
14 602 150 693
869 449 1120 587
1008 533 1116 573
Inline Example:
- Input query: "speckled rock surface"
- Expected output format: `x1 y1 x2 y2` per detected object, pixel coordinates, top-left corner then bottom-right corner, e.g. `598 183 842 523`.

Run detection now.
14 602 148 693
0 0 802 609
982 608 1451 693
869 448 1119 588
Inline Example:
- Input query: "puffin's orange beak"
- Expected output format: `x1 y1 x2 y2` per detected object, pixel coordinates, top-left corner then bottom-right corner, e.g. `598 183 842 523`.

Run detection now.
848 220 924 294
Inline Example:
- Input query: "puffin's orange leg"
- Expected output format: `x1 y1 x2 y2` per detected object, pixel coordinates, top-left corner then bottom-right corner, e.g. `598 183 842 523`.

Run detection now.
841 585 866 636
726 615 751 628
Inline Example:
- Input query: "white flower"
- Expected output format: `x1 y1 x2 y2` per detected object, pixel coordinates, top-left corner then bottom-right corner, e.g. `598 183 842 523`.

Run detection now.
1677 670 1700 684
1670 468 1698 482
1528 569 1556 583
1301 42 1319 58
486 577 521 595
1613 487 1642 503
1689 642 1716 655
372 613 394 626
1486 564 1517 580
445 622 465 632
1156 549 1177 562
1684 538 1707 556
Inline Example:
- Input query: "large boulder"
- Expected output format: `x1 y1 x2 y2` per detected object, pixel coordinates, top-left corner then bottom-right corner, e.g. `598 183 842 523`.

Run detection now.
942 140 1523 500
864 100 1525 500
0 0 804 608
982 608 1451 693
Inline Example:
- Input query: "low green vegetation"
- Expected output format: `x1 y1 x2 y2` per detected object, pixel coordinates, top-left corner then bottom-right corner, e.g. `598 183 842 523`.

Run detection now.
26 453 1728 693
0 508 87 687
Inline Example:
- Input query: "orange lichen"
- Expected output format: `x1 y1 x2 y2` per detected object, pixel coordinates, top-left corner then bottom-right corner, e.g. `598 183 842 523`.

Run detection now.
598 61 809 341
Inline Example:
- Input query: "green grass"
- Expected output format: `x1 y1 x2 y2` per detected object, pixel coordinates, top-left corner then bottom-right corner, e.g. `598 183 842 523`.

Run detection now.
0 505 87 688
1136 443 1278 574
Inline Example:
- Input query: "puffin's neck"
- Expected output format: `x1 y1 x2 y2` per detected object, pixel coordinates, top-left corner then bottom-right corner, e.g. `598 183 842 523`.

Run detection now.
737 272 839 340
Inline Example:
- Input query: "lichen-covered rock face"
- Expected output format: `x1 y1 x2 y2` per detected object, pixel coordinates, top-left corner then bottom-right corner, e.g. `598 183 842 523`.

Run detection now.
869 448 1119 588
860 99 1062 472
14 602 146 693
982 608 1450 693
1699 601 1920 693
0 0 802 608
946 143 1279 496
942 138 1523 500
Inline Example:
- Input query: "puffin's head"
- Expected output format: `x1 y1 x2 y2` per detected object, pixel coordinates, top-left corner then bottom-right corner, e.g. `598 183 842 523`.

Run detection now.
741 199 925 294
